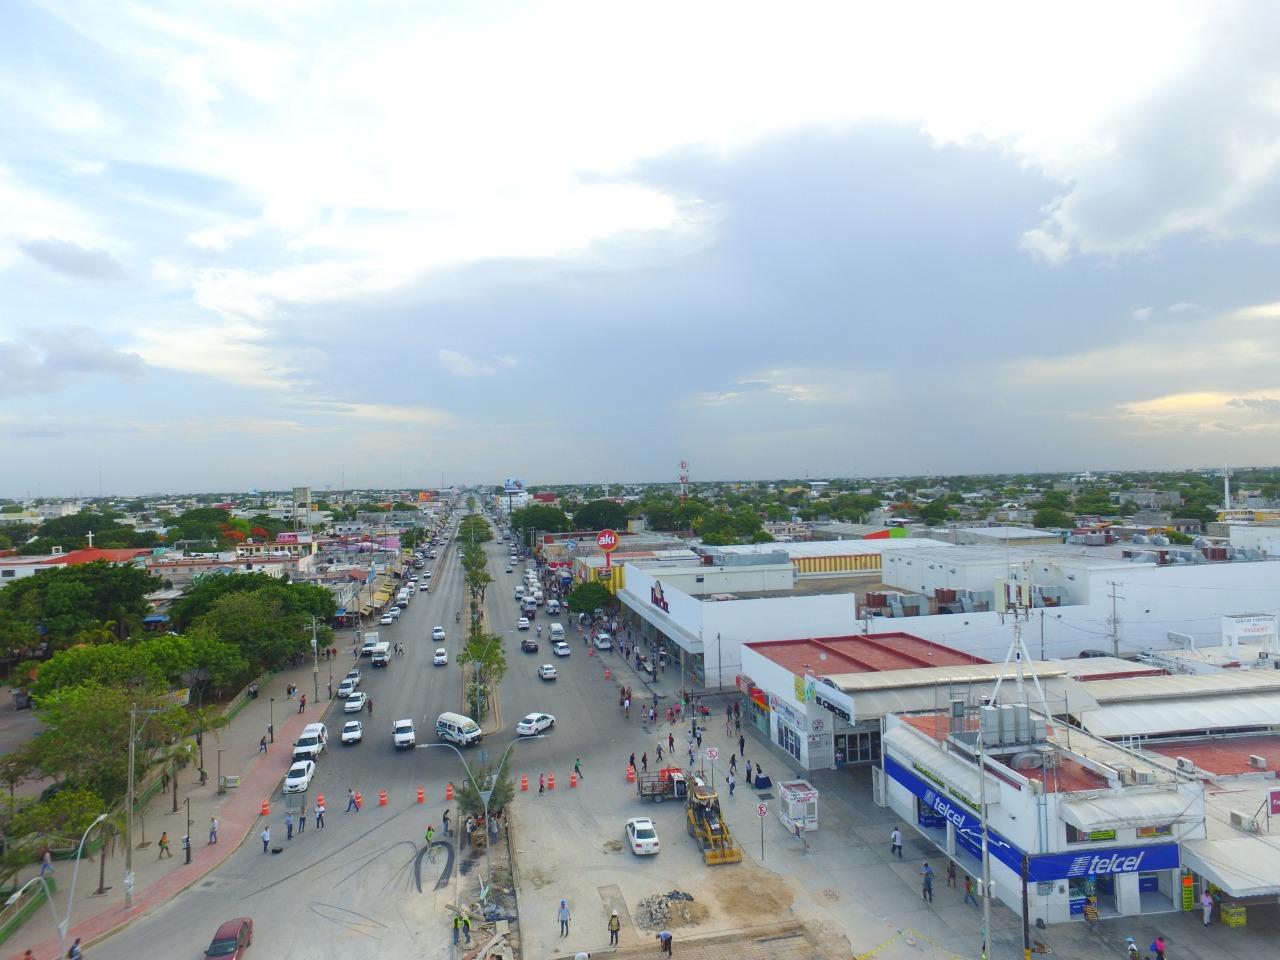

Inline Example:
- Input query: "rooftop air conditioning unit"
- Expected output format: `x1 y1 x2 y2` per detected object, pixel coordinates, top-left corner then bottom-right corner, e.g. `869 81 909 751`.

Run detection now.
1135 771 1155 785
1230 810 1261 833
1112 764 1134 785
1249 755 1268 770
1175 757 1195 771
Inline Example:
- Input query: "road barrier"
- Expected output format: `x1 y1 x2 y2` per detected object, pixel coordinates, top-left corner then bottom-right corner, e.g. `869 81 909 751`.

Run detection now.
520 775 528 792
570 772 578 788
260 798 270 816
626 765 636 783
379 789 388 806
354 790 363 808
417 786 425 804
446 782 454 801
548 773 556 790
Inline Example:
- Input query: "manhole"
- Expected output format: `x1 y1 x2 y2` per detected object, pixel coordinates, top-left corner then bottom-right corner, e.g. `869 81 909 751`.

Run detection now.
758 792 774 800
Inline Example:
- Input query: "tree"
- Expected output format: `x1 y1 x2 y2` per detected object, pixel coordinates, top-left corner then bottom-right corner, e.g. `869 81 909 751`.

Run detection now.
509 505 571 539
196 590 312 670
917 500 953 526
1033 508 1073 529
567 581 613 615
458 515 492 543
572 500 628 531
455 752 515 818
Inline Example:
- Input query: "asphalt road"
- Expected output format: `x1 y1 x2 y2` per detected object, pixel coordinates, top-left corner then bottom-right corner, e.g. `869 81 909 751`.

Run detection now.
92 516 636 960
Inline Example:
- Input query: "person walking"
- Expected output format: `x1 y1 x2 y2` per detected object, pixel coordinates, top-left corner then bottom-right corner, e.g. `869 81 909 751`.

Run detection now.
1201 888 1213 925
259 735 268 754
738 733 746 756
629 752 636 772
298 803 306 833
261 826 271 853
921 862 934 903
442 809 451 836
39 849 53 876
346 788 359 813
557 899 571 937
727 772 736 796
656 743 664 763
746 760 753 786
67 940 83 960
695 728 702 749
641 752 648 772
575 757 584 780
946 860 957 888
964 875 979 908
890 826 903 858
208 817 219 845
157 831 172 859
315 802 326 830
608 909 621 945
688 745 695 766
298 694 306 713
285 811 294 840
656 930 673 955
729 753 737 774
1151 934 1167 960
668 732 675 752
539 773 546 794
425 824 435 845
365 696 373 715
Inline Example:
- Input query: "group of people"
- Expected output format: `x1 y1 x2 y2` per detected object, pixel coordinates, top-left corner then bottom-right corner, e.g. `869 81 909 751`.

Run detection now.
260 800 327 852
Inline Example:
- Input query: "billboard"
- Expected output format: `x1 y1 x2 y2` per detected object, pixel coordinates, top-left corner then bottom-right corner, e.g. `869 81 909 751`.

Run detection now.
503 477 526 494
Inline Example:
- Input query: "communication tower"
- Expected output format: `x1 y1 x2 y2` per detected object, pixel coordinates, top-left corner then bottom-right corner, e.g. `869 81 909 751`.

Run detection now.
679 460 690 500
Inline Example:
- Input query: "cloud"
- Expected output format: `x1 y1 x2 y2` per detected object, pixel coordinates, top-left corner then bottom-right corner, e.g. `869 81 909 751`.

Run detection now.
18 238 125 280
0 329 144 397
1130 306 1153 321
437 350 516 377
1227 397 1280 417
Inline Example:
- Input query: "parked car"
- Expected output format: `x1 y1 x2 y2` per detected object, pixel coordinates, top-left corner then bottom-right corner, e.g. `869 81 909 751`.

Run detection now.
593 633 613 650
552 641 571 657
292 723 328 761
379 613 394 625
625 817 660 855
344 692 368 713
538 664 558 680
433 648 449 666
392 718 416 749
516 712 555 735
203 917 253 958
432 626 447 641
337 679 356 699
283 760 315 794
344 669 361 687
340 720 363 744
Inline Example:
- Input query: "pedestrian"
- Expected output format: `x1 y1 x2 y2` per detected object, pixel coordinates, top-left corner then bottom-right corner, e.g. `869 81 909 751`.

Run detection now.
209 817 219 845
656 930 673 955
1201 888 1213 925
39 849 53 876
921 861 934 903
558 899 571 937
327 680 333 699
746 760 753 786
261 826 271 853
443 809 451 836
21 949 32 960
890 826 903 858
575 757 584 780
298 802 306 833
727 772 736 796
668 732 674 752
366 697 373 715
695 729 702 749
298 694 306 713
425 824 435 845
539 773 546 794
259 735 268 754
346 788 358 812
946 860 956 888
315 802 325 830
964 875 979 908
608 908 621 945
735 716 741 733
629 752 636 771
688 746 695 766
656 743 664 762
452 914 464 945
285 811 294 840
739 734 745 756
464 816 475 847
158 831 172 859
641 752 648 773
729 753 737 773
67 940 83 960
624 697 630 718
1151 934 1166 960
734 700 740 719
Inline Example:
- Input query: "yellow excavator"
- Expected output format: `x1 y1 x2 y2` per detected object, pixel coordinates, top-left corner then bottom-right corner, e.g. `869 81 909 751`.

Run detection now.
684 771 742 865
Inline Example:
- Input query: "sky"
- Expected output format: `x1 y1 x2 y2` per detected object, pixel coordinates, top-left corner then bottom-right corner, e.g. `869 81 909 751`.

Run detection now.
2 1 1280 496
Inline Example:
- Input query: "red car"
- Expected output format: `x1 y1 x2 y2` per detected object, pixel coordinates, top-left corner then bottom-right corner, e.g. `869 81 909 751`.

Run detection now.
204 918 253 958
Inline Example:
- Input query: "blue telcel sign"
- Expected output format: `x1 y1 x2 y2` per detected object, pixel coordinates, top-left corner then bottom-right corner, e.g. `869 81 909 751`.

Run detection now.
884 755 1179 882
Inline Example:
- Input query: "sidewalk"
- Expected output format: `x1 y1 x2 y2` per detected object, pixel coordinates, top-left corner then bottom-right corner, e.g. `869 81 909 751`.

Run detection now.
8 660 342 960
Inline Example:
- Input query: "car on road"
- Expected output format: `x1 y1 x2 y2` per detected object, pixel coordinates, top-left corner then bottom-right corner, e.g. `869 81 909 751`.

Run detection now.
344 669 361 687
538 664 558 680
337 679 356 699
340 720 363 744
344 692 368 713
517 617 530 630
520 637 539 653
292 723 328 761
203 917 253 958
625 817 660 855
516 712 555 734
283 759 315 793
432 626 447 641
593 633 613 650
552 641 571 657
379 613 394 625
408 575 418 583
433 648 448 666
505 566 513 573
424 570 432 578
389 607 402 620
392 718 416 749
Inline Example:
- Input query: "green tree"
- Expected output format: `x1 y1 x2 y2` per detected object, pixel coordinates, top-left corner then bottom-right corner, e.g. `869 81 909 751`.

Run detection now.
11 786 104 847
572 500 628 531
1033 508 1073 529
509 505 571 539
455 752 515 818
917 500 953 526
458 515 492 543
567 581 613 614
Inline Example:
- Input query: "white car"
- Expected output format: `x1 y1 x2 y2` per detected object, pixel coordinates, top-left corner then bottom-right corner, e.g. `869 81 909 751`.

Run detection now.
538 664 558 680
593 633 613 650
432 626 446 642
392 718 416 749
424 571 432 579
379 613 394 625
517 617 530 631
337 679 356 699
625 817 660 855
344 669 361 688
433 648 448 666
516 712 555 735
340 720 363 744
552 641 571 657
344 692 368 713
389 607 402 619
283 760 315 794
408 575 418 583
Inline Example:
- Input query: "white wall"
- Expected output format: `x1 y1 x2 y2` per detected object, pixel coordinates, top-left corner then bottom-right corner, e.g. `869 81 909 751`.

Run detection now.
640 562 795 596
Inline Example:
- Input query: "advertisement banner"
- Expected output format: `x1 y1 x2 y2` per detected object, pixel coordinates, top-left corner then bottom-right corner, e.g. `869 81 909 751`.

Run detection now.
504 477 526 494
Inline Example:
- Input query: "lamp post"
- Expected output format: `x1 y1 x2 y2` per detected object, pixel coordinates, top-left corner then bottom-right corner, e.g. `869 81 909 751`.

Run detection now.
217 748 226 796
269 698 275 744
9 812 108 955
417 735 542 902
184 797 192 865
310 616 321 704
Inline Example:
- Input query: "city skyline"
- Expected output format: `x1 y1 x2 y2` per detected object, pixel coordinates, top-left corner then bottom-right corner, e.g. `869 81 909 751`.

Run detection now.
3 2 1280 495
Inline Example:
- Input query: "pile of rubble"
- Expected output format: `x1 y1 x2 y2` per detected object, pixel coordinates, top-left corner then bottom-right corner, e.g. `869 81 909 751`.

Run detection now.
634 891 696 930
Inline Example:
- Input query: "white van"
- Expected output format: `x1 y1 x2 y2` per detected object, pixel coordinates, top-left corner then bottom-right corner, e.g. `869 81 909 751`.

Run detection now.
532 588 544 605
292 722 328 761
514 585 525 600
370 641 391 666
549 622 565 642
361 638 379 657
436 712 482 747
546 598 561 615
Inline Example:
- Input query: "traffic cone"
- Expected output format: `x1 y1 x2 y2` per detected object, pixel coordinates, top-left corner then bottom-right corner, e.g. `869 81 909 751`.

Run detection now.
520 774 528 792
446 782 454 801
604 669 612 681
260 798 270 816
570 772 578 788
354 790 363 808
379 789 388 807
417 786 425 804
548 772 555 790
588 646 595 657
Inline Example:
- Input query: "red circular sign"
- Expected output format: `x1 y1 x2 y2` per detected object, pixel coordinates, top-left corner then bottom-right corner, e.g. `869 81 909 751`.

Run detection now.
596 529 619 552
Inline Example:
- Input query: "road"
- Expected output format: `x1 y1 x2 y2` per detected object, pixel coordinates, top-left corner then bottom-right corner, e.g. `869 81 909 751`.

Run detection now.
92 516 630 960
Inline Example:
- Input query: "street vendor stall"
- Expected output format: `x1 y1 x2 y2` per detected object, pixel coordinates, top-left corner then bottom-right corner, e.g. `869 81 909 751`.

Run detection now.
777 779 819 833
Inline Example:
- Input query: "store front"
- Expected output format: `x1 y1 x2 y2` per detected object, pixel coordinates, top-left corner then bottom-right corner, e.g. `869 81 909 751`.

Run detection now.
736 675 771 736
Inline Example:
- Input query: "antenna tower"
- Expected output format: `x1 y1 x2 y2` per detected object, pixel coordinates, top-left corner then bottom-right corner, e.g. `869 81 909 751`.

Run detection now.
679 460 690 500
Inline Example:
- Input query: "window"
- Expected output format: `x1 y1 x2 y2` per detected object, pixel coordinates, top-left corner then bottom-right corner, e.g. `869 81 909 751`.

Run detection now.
777 722 801 761
0 570 14 578
1066 825 1117 844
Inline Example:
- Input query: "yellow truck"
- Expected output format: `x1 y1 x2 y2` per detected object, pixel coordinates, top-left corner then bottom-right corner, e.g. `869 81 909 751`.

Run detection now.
684 771 742 865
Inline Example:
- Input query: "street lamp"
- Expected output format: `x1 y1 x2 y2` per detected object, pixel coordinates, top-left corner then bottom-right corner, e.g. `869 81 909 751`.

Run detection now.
417 735 543 902
184 797 192 865
7 812 108 955
269 698 275 744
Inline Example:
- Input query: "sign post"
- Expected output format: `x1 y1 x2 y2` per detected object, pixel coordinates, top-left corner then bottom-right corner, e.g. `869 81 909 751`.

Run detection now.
597 529 618 569
757 802 768 860
705 746 718 785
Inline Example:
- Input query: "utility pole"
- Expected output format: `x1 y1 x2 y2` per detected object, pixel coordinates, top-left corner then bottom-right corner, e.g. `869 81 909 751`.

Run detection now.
1107 581 1125 657
1039 609 1045 661
310 616 320 704
125 705 136 908
978 726 992 960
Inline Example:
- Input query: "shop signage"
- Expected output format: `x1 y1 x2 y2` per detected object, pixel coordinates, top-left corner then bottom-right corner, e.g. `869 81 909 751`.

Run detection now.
597 529 619 552
736 674 755 695
884 756 1179 881
813 688 853 724
650 581 670 612
1270 788 1280 816
769 694 805 729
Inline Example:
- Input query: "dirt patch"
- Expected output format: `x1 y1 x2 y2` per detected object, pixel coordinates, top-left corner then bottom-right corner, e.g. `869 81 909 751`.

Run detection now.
602 839 624 853
523 867 553 890
667 899 710 928
707 865 794 924
821 888 839 902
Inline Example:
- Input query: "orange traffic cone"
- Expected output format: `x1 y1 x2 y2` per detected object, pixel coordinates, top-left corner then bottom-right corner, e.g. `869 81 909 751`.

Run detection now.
604 669 612 681
417 786 425 804
379 789 388 807
260 798 270 816
626 765 636 783
548 772 556 790
354 790 363 809
570 772 578 788
446 782 454 801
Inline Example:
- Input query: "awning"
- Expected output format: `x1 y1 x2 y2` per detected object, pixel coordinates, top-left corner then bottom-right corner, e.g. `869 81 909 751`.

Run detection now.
1079 692 1280 738
334 608 346 617
883 725 1000 808
1182 837 1280 897
1059 791 1200 831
